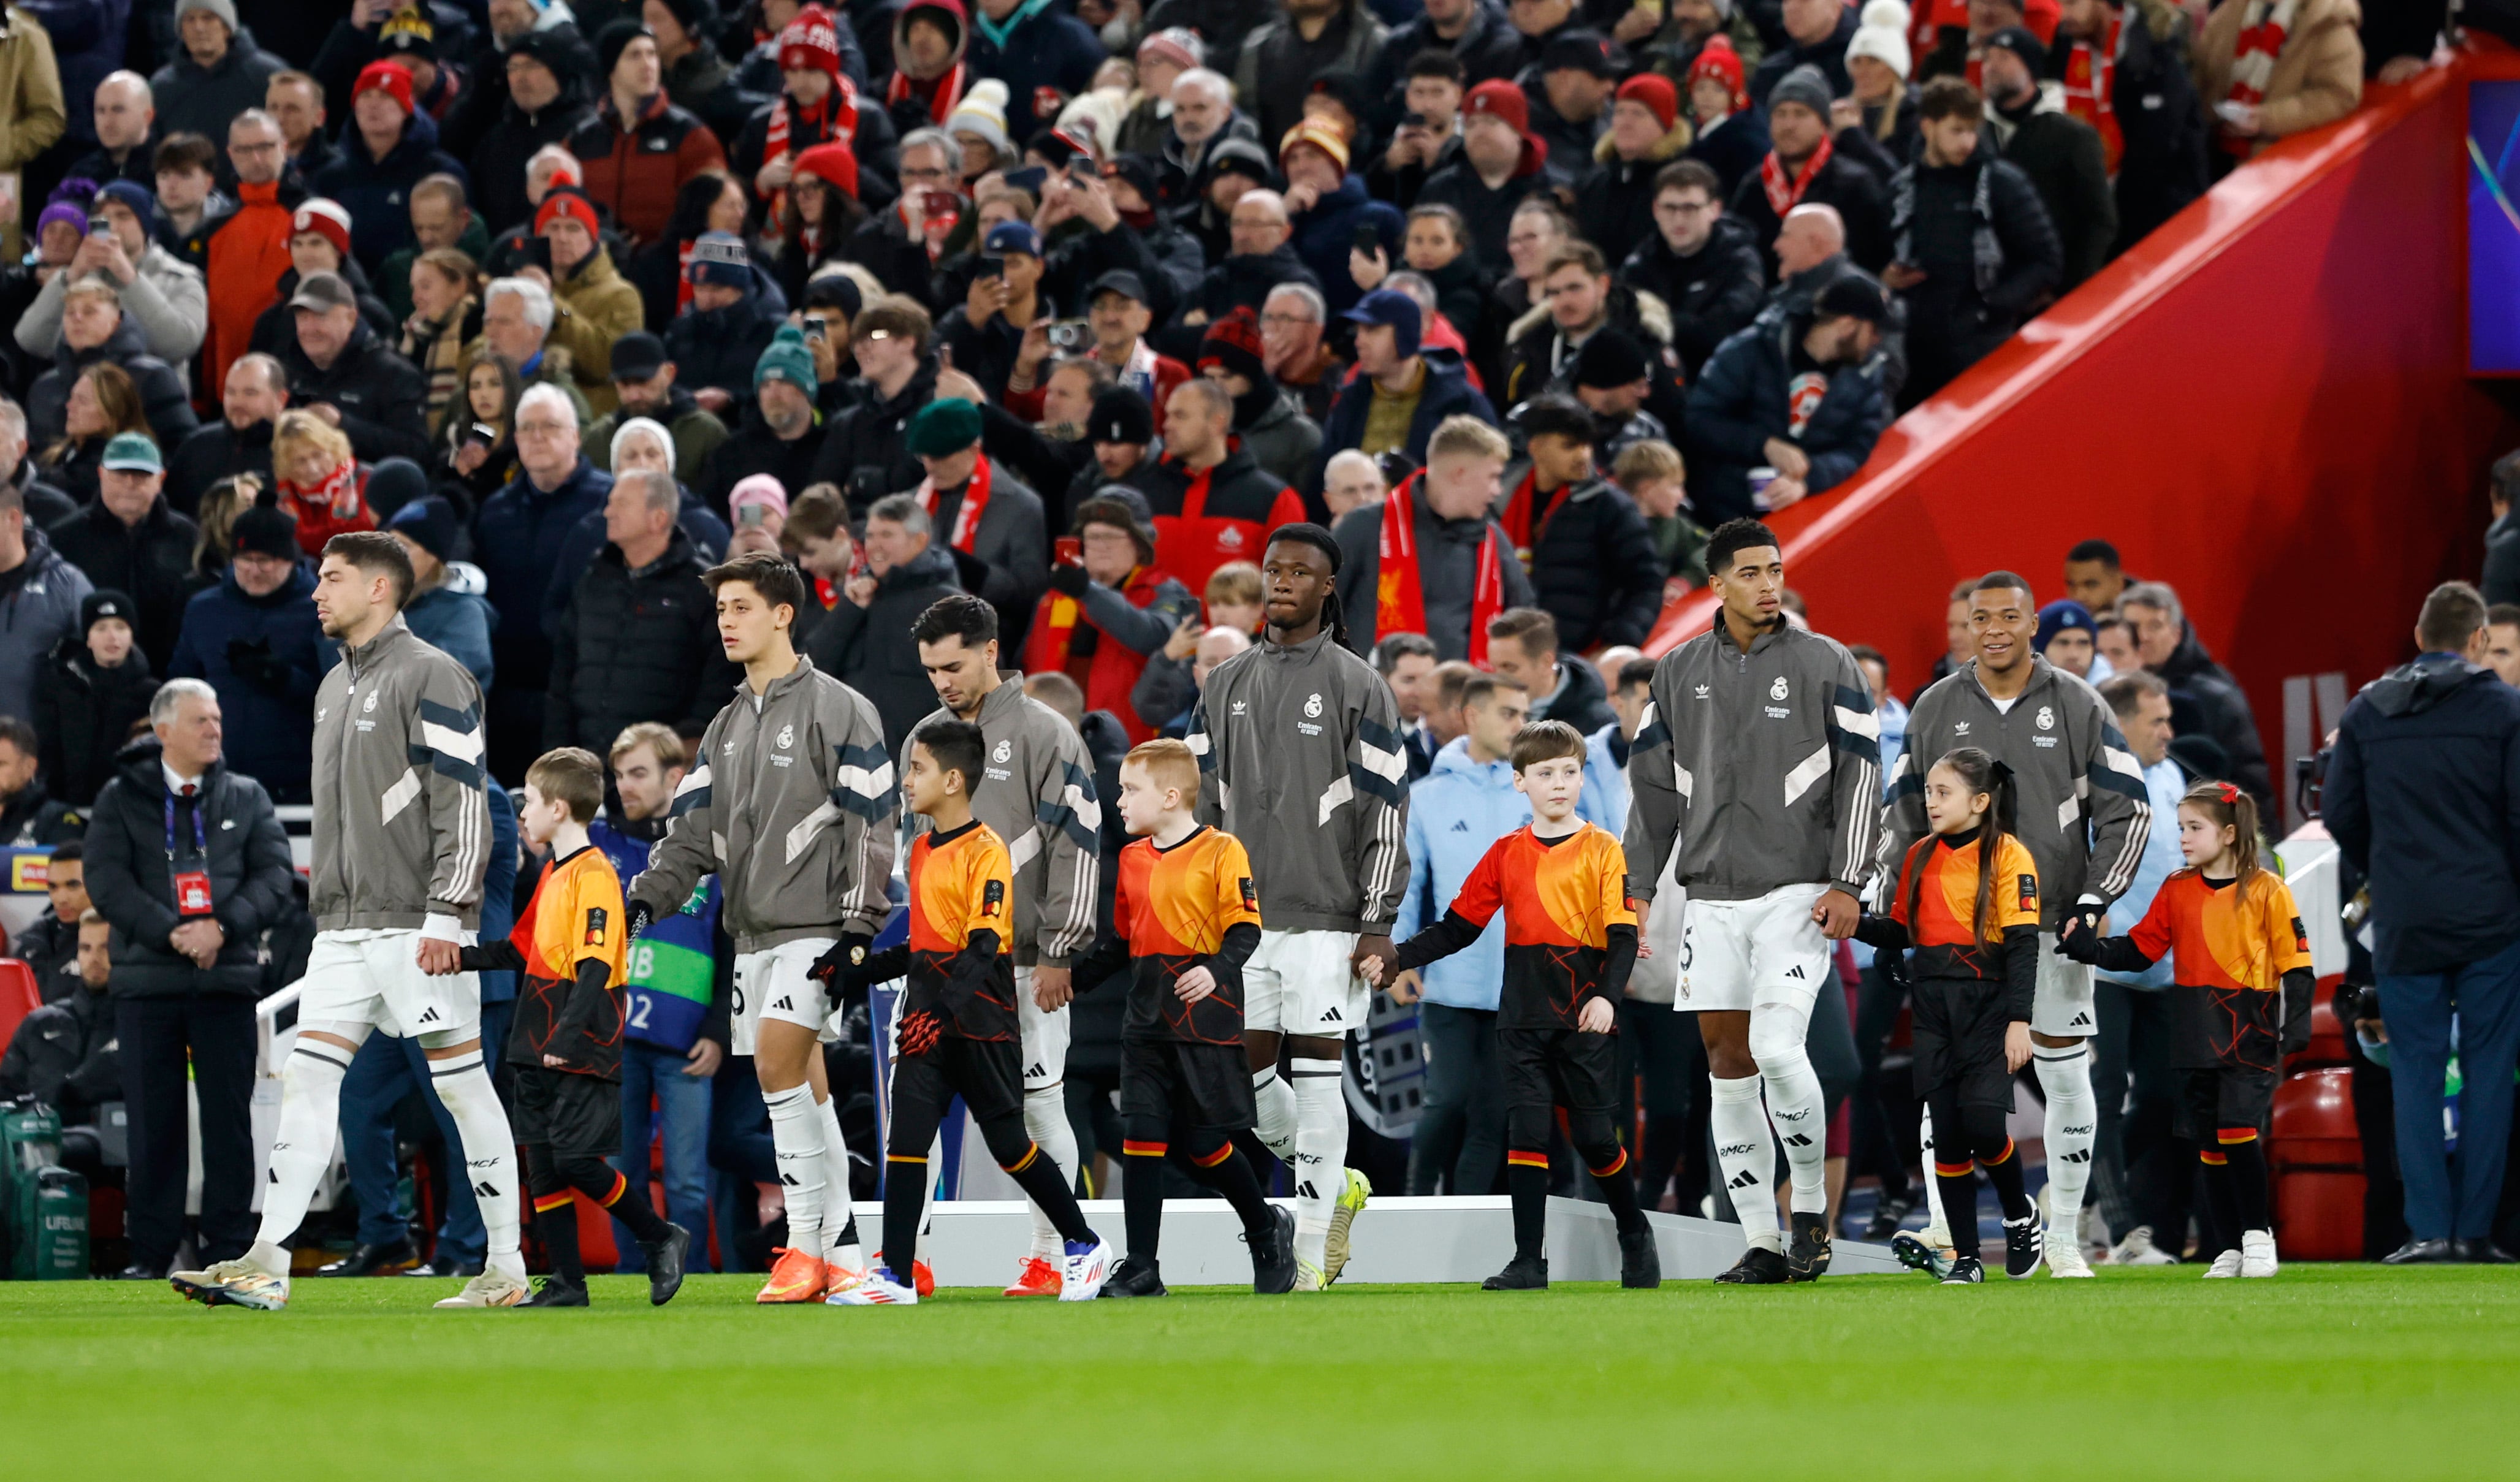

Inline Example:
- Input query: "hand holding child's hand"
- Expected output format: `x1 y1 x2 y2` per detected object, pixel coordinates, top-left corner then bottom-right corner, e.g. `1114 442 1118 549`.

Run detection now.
1358 953 1386 987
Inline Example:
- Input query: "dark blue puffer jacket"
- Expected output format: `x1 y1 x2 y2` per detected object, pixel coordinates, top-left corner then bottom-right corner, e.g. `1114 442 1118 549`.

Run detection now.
165 564 337 802
1287 173 1404 317
311 109 471 272
471 456 612 689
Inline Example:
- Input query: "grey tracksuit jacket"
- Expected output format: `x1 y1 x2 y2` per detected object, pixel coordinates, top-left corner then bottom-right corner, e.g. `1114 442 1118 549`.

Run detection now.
309 616 492 932
1187 628 1410 935
1624 616 1881 903
905 679 1100 968
1881 655 2152 929
628 656 897 951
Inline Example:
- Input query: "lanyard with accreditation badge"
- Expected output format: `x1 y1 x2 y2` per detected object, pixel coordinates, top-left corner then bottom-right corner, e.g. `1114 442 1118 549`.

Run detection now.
166 789 215 917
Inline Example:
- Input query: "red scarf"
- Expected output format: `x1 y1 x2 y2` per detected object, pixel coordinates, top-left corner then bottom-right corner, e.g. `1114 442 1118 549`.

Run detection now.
1493 469 1563 571
2220 0 2297 157
1376 471 1504 667
1023 564 1167 742
276 460 375 555
2060 11 2125 175
885 62 967 127
764 77 859 229
916 452 992 553
675 237 697 313
1760 132 1835 219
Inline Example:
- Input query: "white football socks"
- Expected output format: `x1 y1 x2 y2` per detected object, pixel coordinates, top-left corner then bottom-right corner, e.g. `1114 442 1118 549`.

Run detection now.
764 1084 824 1255
1022 1085 1079 1261
1709 1073 1781 1252
1289 1057 1346 1270
814 1090 864 1272
2036 1043 2097 1241
251 1036 356 1272
1252 1066 1298 1161
429 1047 524 1280
1917 1103 1952 1245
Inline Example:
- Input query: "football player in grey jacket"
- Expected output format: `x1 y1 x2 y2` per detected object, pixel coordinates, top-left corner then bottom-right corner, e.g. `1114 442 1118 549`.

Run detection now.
907 593 1104 1296
1881 572 2151 1277
626 553 899 1304
175 533 527 1312
1188 521 1409 1289
1624 518 1882 1285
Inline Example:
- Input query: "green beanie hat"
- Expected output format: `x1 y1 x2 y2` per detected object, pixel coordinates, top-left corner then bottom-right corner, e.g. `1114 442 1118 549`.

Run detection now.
753 324 818 393
905 397 983 458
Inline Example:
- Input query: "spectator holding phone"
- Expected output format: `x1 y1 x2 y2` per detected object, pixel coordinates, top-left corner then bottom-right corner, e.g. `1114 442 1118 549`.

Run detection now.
435 352 523 503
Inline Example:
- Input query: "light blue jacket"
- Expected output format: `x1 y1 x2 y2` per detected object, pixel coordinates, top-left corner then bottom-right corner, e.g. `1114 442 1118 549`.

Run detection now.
2100 756 2188 990
1580 720 1629 832
1396 737 1531 1011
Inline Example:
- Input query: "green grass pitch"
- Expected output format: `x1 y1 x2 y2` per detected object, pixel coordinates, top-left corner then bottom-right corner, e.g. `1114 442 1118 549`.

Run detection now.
2 1266 2514 1480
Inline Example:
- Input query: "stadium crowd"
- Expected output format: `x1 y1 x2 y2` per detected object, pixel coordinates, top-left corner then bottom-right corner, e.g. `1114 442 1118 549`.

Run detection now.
0 0 2467 1282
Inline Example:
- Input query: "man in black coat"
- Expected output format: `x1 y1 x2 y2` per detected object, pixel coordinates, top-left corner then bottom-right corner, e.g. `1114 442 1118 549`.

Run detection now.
1884 78 2061 407
805 494 965 752
273 272 432 465
1749 0 1858 107
1494 396 1664 652
47 436 201 677
2118 579 2272 810
1366 0 1524 131
166 351 286 519
1979 27 2117 292
2324 582 2520 1265
1619 158 1767 380
545 469 742 754
462 32 593 232
807 300 939 511
1486 606 1618 735
1726 66 1894 278
82 683 299 1280
1181 189 1325 327
32 592 161 810
0 910 122 1130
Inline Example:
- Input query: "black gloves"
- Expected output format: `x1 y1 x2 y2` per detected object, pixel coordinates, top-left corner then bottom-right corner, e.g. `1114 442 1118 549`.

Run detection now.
809 932 874 988
626 901 654 941
224 637 293 695
1045 560 1090 598
2053 922 2105 965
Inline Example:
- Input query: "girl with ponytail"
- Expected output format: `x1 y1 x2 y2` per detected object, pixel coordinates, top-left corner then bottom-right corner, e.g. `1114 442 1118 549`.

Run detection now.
1856 746 2047 1283
2058 779 2313 1279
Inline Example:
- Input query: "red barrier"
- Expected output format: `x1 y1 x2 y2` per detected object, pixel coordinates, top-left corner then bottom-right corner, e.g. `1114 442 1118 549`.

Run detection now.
1646 58 2516 759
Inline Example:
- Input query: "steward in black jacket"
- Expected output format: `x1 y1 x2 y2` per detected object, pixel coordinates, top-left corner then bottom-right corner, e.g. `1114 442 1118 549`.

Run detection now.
83 737 297 998
545 525 742 755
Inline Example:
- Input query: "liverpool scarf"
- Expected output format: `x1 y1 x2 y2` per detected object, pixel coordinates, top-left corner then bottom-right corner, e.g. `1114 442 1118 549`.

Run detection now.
1761 132 1834 218
2060 9 2125 175
1376 471 1505 666
2220 0 2297 155
1494 469 1561 571
885 61 967 127
916 452 993 553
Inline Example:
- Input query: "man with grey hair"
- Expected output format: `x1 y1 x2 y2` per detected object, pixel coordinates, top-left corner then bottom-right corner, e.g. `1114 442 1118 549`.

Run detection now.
476 275 591 419
1262 281 1338 419
1162 66 1256 183
1188 188 1322 326
276 270 430 464
2117 580 2270 808
847 128 960 306
807 491 965 751
474 381 614 777
545 468 740 755
82 674 295 1280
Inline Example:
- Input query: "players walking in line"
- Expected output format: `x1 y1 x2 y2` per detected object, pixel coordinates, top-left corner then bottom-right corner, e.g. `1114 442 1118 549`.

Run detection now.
1187 520 1410 1289
2058 782 2312 1279
459 748 690 1307
1373 721 1661 1292
830 721 1114 1305
624 553 897 1305
173 534 525 1310
1862 749 2046 1285
1884 574 2150 1277
1069 740 1295 1296
907 595 1104 1297
1624 519 1880 1285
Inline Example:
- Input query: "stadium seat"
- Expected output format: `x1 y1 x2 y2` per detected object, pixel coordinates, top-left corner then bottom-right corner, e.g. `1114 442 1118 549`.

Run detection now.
0 958 39 1055
2286 981 2350 1070
2269 1067 2360 1169
2275 1171 2367 1261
